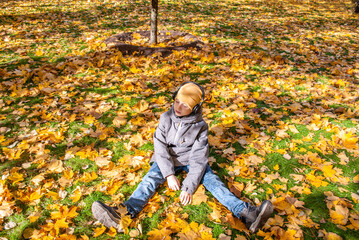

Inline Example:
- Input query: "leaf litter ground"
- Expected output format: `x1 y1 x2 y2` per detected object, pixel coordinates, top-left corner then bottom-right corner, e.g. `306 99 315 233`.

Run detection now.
0 0 359 239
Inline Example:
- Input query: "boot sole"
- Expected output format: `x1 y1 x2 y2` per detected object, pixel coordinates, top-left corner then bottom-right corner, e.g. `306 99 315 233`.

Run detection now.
249 201 273 233
92 201 124 233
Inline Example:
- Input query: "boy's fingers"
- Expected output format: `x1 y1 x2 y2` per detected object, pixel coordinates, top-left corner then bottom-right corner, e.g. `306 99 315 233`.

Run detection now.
167 177 180 191
181 196 187 205
180 192 191 205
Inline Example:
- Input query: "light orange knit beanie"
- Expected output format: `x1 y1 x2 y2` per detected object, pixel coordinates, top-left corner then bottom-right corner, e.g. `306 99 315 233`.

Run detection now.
176 83 203 110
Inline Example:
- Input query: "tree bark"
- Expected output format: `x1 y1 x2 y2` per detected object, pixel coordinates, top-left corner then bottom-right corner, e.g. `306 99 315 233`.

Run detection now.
150 0 158 44
354 0 359 13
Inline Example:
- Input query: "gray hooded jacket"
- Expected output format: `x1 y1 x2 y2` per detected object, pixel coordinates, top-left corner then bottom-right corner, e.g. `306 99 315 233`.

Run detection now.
151 105 209 195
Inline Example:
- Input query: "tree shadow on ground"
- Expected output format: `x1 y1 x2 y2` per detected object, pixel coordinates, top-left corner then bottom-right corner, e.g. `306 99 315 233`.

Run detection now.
104 30 204 57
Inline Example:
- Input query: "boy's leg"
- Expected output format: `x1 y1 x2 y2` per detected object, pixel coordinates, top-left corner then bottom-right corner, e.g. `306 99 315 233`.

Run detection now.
92 162 165 230
123 162 166 217
201 164 249 218
201 164 273 233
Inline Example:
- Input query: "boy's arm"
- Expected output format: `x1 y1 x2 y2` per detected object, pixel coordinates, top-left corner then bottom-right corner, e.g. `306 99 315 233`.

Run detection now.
181 124 209 195
153 115 175 178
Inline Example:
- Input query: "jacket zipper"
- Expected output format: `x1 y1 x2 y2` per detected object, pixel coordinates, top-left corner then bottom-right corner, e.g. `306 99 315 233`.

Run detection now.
173 122 182 145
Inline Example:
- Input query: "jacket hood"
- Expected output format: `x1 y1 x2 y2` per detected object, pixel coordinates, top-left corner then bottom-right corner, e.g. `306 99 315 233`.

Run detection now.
169 104 203 124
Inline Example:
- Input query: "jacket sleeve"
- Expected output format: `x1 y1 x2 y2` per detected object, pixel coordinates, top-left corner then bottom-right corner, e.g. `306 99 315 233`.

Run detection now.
153 114 175 178
181 123 209 195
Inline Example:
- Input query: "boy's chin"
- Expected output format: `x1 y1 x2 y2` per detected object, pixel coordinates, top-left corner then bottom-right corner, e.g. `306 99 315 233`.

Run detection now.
175 112 191 117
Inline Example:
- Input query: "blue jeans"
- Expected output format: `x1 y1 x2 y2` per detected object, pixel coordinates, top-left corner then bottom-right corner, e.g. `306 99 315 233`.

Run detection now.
123 162 249 218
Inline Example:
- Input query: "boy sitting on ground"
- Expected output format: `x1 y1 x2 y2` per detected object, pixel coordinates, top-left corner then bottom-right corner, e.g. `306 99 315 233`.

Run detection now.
92 81 273 233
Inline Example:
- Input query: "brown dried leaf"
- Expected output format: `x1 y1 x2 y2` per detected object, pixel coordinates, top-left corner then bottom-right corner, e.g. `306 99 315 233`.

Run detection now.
192 185 208 205
229 182 244 198
47 160 64 173
94 157 111 168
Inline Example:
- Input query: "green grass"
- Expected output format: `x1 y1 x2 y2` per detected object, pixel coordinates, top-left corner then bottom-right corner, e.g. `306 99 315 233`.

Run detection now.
1 0 359 239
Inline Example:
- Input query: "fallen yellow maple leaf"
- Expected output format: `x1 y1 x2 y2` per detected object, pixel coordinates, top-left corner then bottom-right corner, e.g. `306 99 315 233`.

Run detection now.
2 147 23 160
119 214 132 234
329 205 349 225
84 115 96 124
53 218 70 235
46 191 59 201
133 100 149 113
147 228 172 240
107 227 117 237
8 171 24 184
51 206 78 220
70 189 82 203
78 171 98 182
306 171 329 188
93 225 106 237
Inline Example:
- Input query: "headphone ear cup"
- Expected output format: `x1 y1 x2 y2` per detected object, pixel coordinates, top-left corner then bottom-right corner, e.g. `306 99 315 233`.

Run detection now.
192 102 202 114
192 105 198 114
172 90 177 100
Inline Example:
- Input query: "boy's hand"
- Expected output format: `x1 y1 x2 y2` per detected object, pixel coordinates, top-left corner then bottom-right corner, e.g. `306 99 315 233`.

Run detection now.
180 191 192 206
167 175 180 191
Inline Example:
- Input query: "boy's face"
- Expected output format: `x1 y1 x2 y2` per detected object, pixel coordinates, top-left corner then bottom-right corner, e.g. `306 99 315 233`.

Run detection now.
174 98 193 117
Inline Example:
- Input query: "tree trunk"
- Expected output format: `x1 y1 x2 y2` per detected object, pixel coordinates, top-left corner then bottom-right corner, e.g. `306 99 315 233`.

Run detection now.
354 0 359 13
150 0 158 44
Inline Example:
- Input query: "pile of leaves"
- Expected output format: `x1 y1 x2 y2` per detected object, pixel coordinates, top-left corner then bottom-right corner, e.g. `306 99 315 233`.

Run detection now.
0 0 358 239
